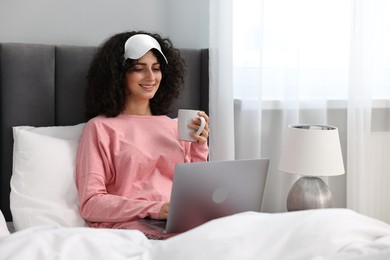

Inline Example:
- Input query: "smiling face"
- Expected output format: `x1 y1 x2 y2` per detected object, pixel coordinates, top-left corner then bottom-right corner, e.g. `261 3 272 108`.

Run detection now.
124 50 162 108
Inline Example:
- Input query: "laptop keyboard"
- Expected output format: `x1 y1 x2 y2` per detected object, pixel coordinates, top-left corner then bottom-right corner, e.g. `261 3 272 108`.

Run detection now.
143 220 168 240
147 219 167 229
145 233 167 240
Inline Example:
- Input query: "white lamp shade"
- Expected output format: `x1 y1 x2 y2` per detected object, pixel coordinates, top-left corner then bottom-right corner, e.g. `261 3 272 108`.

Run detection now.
279 124 345 177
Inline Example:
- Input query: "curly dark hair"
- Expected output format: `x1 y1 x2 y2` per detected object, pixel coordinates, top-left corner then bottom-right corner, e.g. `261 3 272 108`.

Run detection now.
85 30 186 119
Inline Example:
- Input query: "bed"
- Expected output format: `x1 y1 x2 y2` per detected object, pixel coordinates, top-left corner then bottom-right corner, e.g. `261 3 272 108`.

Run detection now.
1 42 390 260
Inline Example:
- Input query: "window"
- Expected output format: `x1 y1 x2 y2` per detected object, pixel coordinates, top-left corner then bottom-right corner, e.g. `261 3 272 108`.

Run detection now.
233 0 390 100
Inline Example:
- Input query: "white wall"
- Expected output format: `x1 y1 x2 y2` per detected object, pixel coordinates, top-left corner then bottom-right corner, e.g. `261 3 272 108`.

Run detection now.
0 0 209 48
167 0 209 48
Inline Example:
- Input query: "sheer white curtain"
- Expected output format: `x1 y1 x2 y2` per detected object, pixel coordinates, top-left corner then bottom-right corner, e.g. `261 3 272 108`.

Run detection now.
209 0 390 222
209 0 235 161
347 0 390 222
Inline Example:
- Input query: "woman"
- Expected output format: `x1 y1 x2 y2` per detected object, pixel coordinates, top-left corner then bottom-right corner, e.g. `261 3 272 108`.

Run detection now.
76 31 209 239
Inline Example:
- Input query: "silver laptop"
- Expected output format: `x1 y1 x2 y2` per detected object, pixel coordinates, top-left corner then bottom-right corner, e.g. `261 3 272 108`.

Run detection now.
138 158 269 234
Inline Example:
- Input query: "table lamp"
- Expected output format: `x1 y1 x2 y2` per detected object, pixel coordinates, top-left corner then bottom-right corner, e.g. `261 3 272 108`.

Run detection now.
278 124 345 211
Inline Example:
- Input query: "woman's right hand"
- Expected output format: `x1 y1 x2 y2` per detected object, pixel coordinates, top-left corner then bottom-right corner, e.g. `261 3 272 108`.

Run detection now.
159 202 170 219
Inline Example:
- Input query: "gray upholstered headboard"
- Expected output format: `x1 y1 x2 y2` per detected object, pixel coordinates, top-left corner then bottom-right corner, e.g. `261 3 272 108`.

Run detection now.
0 42 209 221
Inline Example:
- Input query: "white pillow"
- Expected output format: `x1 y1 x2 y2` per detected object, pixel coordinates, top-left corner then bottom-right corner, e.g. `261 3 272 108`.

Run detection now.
0 210 10 237
10 123 86 231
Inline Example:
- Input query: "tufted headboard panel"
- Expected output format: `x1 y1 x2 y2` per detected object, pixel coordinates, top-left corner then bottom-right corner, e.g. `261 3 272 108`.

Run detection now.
0 42 209 221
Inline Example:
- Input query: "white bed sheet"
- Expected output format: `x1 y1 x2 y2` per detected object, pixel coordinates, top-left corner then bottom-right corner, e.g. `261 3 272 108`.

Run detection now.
1 209 390 260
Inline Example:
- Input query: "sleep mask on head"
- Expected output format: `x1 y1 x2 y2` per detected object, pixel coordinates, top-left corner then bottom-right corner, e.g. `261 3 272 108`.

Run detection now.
124 34 168 64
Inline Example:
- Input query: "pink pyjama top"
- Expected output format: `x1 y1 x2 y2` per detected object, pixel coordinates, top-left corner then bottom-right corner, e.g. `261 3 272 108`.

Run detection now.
76 114 208 235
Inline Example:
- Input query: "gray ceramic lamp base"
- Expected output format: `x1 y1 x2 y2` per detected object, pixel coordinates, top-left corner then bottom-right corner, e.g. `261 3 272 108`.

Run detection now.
287 176 333 211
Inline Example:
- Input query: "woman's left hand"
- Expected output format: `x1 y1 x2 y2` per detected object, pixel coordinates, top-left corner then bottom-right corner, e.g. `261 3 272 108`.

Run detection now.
159 203 170 220
189 111 209 145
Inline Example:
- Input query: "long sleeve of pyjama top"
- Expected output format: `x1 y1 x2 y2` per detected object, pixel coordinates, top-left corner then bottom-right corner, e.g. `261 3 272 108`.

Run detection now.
75 114 208 231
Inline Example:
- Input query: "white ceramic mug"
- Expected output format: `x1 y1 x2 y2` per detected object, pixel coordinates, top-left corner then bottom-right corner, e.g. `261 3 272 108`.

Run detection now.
178 109 206 142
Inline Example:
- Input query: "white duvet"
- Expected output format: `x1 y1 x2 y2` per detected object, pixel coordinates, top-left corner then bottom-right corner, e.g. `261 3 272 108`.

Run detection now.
1 209 390 260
